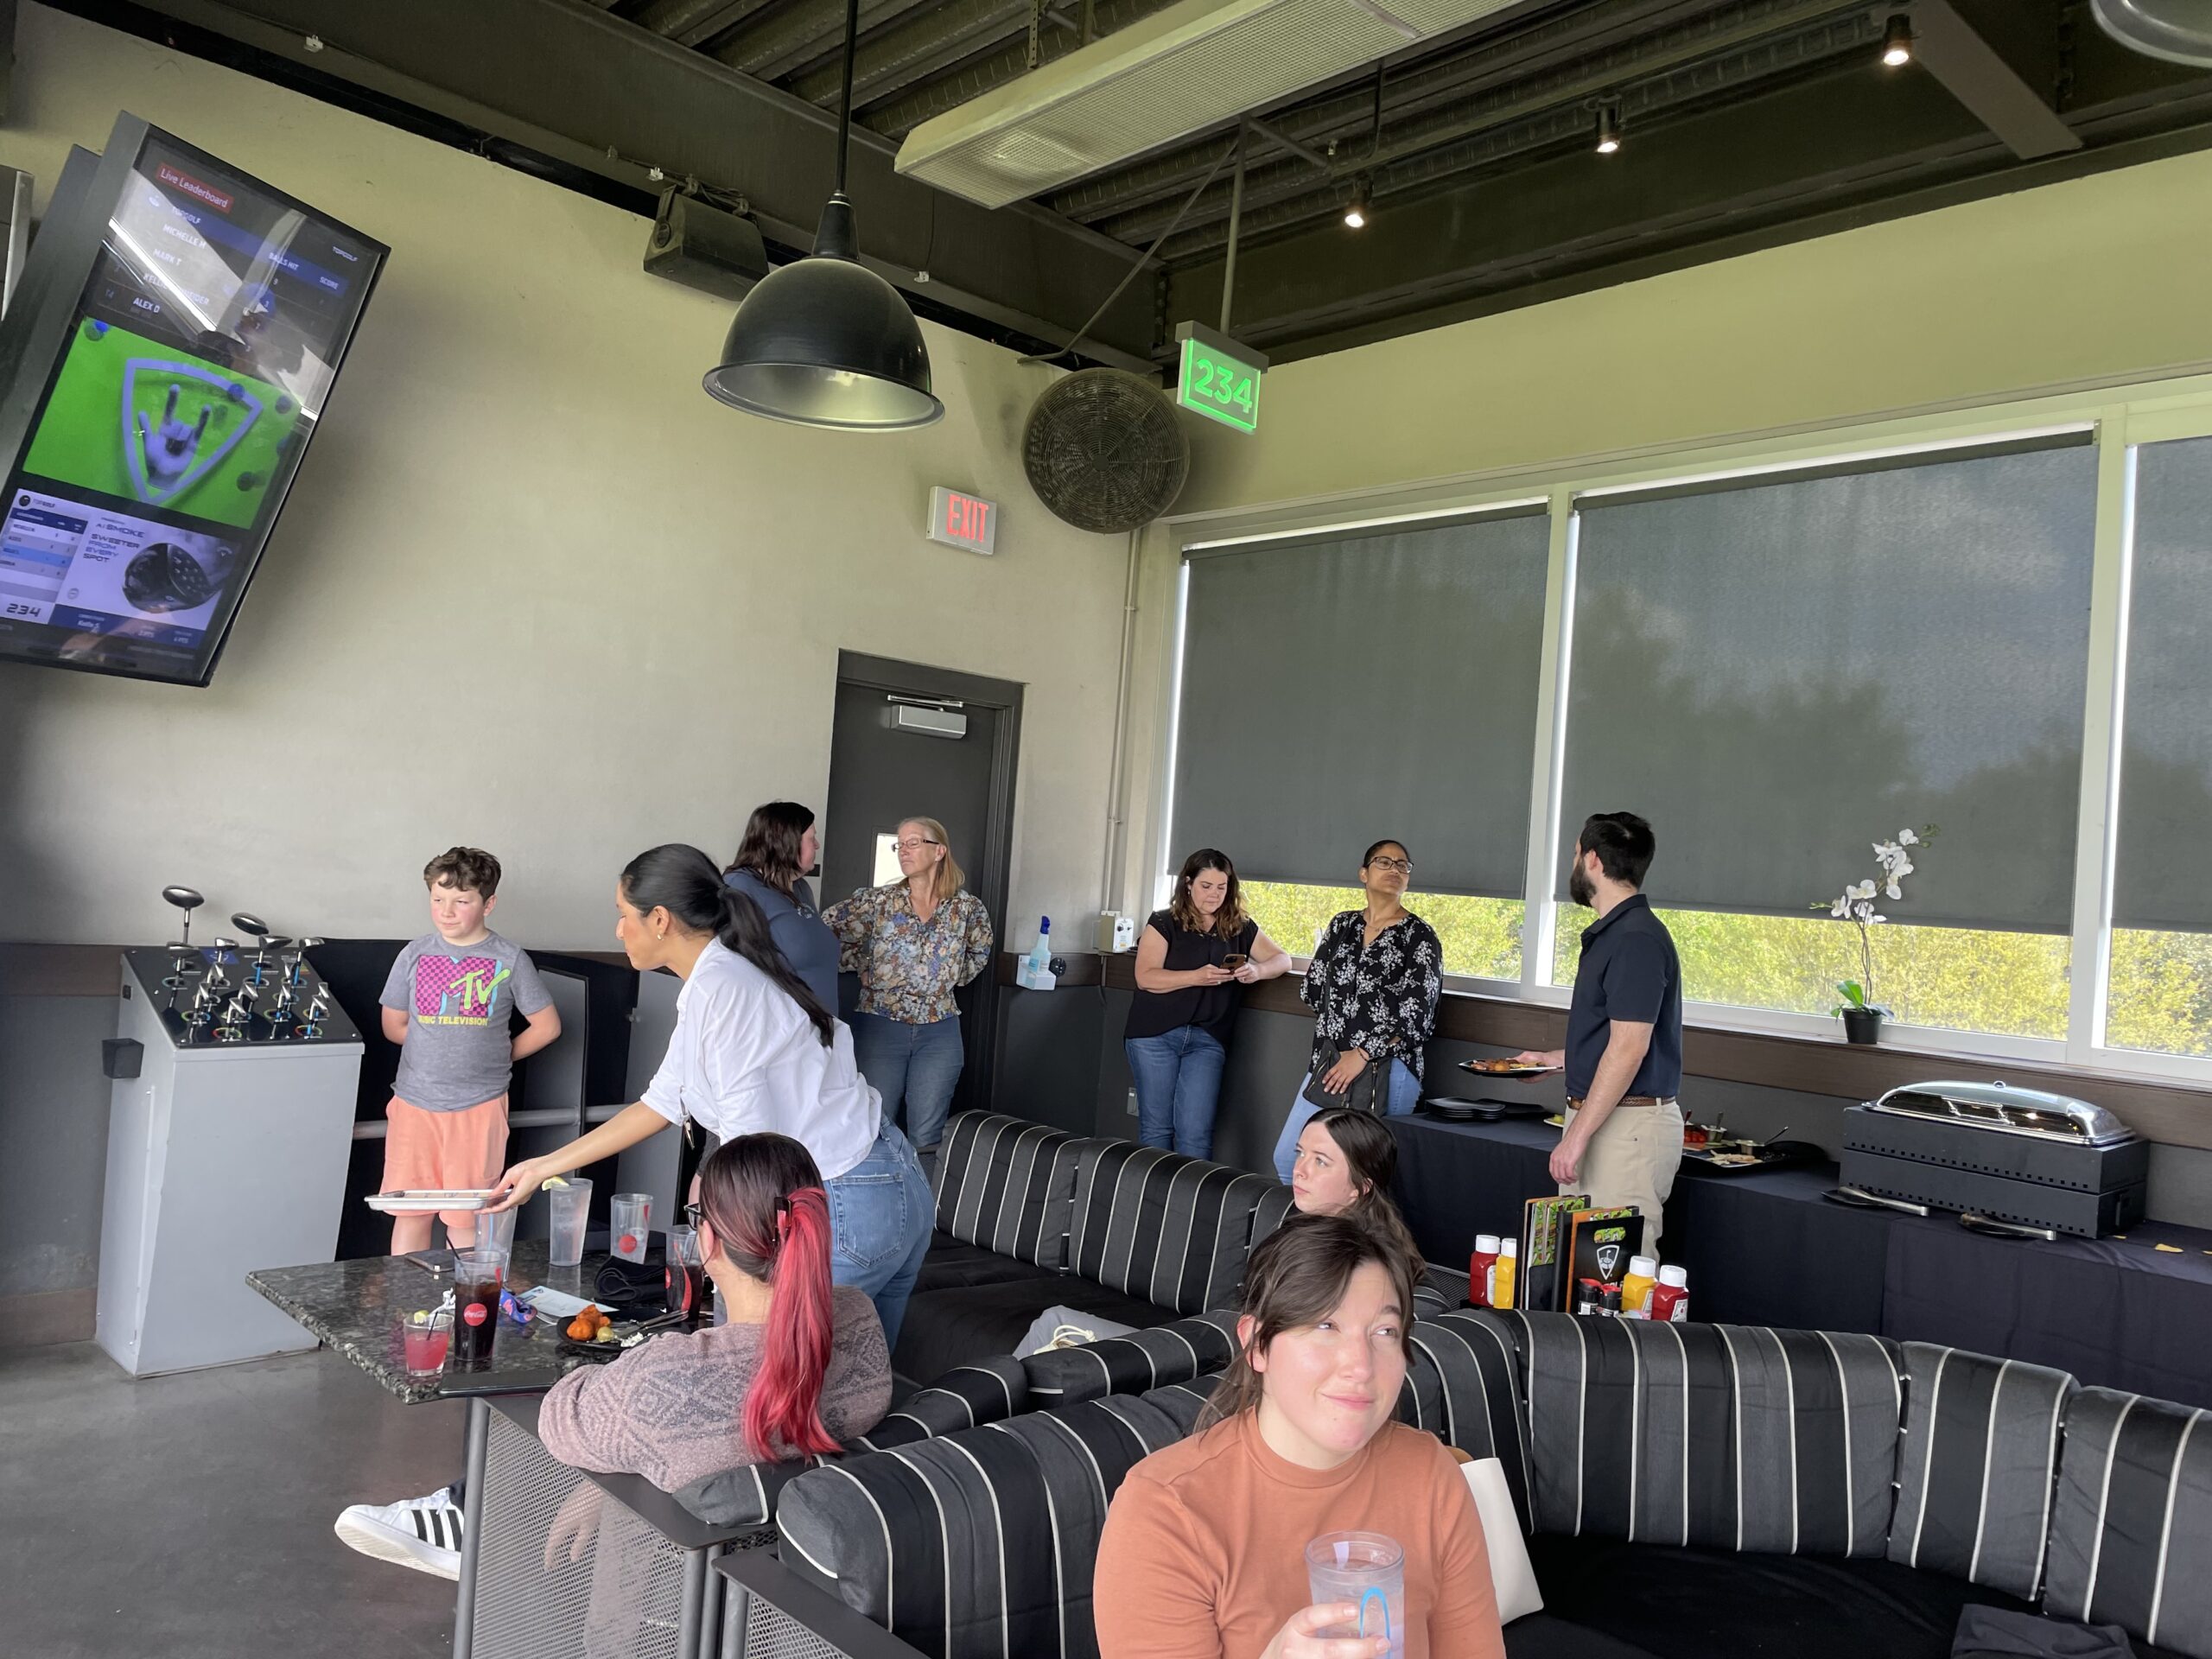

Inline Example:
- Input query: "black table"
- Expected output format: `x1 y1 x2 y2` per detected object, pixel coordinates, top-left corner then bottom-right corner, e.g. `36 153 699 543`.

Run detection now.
1389 1110 2212 1407
248 1238 609 1402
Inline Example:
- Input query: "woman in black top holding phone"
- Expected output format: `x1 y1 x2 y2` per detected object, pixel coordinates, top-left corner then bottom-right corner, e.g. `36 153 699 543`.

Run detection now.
1123 849 1289 1159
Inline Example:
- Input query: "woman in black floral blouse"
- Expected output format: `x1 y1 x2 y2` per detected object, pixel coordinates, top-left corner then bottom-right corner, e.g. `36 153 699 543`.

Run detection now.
1269 839 1443 1182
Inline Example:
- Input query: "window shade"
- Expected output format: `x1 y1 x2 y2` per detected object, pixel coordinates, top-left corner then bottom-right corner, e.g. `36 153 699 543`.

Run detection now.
2113 435 2212 933
1557 439 2098 931
1173 511 1548 896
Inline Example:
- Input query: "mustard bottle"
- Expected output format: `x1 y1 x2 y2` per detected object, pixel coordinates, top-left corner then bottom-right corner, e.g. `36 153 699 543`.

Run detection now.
1491 1239 1517 1310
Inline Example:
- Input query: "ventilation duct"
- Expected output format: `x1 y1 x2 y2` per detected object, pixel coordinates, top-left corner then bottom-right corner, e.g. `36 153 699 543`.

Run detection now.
894 0 1527 208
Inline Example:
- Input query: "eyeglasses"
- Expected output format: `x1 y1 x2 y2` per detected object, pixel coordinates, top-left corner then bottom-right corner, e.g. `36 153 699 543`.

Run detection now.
893 838 941 853
1367 856 1414 874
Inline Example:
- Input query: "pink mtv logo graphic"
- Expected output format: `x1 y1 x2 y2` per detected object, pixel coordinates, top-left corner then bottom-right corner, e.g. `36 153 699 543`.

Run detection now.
413 956 505 1020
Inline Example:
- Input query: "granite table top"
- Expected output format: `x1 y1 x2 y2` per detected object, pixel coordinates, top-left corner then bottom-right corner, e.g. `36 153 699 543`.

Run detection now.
248 1239 613 1403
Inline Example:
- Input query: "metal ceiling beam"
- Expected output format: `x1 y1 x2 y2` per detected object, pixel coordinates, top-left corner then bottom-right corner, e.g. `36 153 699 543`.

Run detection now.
787 0 1035 108
1100 2 1878 249
635 0 778 48
65 0 1161 370
711 0 910 80
1166 57 2212 360
1912 0 2082 160
855 0 1179 134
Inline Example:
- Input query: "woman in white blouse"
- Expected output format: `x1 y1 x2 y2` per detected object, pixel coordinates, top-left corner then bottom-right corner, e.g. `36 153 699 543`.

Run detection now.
486 844 932 1344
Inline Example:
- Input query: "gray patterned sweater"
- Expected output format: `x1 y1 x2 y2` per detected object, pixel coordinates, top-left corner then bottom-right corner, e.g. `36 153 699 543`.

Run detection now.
538 1284 891 1491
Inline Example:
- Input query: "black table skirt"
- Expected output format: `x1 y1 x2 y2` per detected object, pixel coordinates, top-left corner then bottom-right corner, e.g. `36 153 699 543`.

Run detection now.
1388 1111 2212 1408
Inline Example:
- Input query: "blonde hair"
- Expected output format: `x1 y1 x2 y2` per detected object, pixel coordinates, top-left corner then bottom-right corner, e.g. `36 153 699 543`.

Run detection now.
889 817 965 905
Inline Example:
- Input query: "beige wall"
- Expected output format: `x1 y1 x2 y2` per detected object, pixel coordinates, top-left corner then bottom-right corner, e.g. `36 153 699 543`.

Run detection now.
1172 143 2212 518
0 5 1129 948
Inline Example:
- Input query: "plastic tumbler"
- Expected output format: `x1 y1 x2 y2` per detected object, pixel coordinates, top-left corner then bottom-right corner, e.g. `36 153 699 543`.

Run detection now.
1306 1531 1406 1657
612 1192 653 1263
472 1204 518 1256
548 1178 592 1267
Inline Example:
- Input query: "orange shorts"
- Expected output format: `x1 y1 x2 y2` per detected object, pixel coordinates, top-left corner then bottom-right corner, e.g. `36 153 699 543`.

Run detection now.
383 1093 508 1245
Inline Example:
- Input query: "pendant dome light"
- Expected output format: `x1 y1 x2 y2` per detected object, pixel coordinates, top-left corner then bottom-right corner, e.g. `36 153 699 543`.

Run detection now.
702 0 942 429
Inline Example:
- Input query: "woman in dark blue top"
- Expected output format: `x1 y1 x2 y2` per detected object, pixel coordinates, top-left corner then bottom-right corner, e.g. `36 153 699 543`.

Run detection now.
722 801 840 1014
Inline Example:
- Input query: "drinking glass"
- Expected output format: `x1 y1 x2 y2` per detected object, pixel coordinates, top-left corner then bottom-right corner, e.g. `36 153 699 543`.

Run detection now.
666 1224 709 1328
612 1192 653 1263
549 1177 592 1267
452 1249 507 1370
399 1307 451 1377
1306 1531 1406 1658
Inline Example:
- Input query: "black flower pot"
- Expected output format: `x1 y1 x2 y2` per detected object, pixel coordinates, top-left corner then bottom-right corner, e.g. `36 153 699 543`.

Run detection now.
1840 1007 1885 1046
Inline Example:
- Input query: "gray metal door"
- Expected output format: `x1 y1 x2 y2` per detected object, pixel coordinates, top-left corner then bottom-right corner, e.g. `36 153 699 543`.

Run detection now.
823 652 1022 1116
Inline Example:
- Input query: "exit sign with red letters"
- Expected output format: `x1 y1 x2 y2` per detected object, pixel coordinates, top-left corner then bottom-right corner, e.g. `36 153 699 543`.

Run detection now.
927 487 998 556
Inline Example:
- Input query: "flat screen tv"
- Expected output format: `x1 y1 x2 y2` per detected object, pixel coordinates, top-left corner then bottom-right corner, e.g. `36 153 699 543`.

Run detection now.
0 113 385 685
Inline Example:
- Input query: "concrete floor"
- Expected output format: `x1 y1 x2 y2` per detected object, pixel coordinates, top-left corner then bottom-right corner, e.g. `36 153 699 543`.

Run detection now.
0 1341 466 1658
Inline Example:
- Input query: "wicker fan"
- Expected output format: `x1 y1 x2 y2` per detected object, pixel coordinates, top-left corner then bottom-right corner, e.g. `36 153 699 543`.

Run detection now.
1022 369 1191 534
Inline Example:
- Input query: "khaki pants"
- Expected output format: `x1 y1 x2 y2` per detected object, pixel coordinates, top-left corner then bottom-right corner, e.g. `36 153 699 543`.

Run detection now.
1561 1098 1684 1253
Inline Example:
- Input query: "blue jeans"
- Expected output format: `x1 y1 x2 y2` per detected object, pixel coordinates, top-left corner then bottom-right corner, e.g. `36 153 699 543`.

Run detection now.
1124 1027 1227 1160
850 1011 965 1154
1271 1057 1422 1183
824 1122 934 1351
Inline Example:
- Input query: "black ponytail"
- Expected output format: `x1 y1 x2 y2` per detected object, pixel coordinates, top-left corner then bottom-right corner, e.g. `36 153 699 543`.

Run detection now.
620 843 836 1046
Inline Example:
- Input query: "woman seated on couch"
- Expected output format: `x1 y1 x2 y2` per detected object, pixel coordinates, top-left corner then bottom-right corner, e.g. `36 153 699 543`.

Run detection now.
538 1132 893 1489
1291 1108 1450 1317
1095 1215 1503 1659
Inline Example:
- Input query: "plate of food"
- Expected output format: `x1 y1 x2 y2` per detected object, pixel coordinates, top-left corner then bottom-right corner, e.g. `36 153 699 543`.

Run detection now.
1459 1058 1560 1080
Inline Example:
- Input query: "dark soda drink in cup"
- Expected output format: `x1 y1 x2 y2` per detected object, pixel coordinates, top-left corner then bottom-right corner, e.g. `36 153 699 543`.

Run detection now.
453 1250 505 1370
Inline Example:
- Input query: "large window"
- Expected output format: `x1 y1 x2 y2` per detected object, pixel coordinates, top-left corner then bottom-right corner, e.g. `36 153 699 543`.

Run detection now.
2107 435 2212 1058
1548 438 2098 1038
1172 508 1549 983
1162 394 2212 1076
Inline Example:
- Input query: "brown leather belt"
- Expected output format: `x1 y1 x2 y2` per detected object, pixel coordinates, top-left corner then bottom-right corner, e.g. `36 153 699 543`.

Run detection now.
1567 1095 1678 1109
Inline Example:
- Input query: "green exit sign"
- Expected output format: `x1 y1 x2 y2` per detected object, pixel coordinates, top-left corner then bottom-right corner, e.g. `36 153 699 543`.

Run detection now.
1174 322 1267 435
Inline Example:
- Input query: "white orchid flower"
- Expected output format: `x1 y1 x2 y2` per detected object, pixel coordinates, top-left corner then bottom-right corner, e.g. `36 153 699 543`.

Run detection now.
1848 880 1877 902
1853 901 1885 924
1831 893 1853 918
1890 855 1913 880
1874 841 1901 864
1899 828 1919 846
1885 879 1903 900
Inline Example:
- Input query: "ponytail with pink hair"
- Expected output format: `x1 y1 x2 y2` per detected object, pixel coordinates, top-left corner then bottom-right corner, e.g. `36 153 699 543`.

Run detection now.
696 1134 842 1460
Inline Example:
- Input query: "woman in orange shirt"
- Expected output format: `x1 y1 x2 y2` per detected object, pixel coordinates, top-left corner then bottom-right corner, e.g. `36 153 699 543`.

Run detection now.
1094 1216 1503 1659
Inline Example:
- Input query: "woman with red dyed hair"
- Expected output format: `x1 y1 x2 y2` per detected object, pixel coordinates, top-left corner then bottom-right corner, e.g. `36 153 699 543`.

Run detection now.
537 1133 893 1488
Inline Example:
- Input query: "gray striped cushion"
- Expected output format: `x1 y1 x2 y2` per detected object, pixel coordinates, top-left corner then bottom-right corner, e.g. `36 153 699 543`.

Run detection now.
1069 1143 1271 1315
931 1111 1085 1269
1248 1180 1298 1246
674 1453 815 1527
851 1357 1030 1450
1020 1310 1238 1405
1510 1313 1904 1558
1885 1342 2073 1598
1407 1312 1532 1531
777 1395 1180 1659
2044 1387 2212 1659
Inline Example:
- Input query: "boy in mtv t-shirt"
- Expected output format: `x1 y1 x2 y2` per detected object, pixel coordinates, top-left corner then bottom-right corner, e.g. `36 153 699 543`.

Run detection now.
378 847 562 1252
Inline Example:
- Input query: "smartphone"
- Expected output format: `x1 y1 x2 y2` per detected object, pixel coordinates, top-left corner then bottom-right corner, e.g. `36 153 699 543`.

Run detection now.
1221 953 1248 971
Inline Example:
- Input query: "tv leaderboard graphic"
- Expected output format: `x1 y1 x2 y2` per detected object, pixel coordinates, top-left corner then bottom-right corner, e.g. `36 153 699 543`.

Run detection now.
0 119 382 683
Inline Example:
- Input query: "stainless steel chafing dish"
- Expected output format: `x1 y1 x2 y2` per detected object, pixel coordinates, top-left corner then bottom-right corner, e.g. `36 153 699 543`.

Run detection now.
1865 1079 2134 1147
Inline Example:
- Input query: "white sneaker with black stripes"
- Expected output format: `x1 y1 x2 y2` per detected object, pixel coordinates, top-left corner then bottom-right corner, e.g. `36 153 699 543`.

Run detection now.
333 1486 465 1580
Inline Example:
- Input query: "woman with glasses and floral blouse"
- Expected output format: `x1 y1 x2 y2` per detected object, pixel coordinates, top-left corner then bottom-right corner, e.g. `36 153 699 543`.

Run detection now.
823 816 995 1158
1269 839 1443 1183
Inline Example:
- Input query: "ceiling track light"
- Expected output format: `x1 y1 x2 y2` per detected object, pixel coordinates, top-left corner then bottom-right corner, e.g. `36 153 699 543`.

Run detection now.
1344 178 1371 229
1594 102 1623 155
1882 13 1913 67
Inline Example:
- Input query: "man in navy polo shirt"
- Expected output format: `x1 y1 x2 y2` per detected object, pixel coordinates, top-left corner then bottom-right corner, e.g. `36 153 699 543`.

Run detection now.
1514 811 1686 1249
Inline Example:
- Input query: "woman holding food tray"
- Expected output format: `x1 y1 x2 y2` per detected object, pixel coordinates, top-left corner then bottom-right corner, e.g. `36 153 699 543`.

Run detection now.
1124 849 1291 1159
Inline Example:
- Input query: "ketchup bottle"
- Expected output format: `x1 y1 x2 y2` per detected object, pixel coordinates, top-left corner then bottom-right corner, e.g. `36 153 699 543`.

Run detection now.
1468 1234 1501 1307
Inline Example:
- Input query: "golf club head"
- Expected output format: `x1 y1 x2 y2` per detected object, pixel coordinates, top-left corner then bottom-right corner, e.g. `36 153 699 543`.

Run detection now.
231 912 269 938
162 886 205 912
